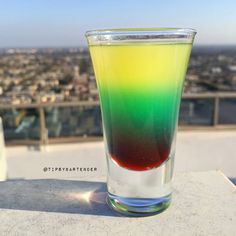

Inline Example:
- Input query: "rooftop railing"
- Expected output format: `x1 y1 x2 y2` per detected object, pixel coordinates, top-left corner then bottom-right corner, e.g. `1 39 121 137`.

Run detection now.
0 92 236 145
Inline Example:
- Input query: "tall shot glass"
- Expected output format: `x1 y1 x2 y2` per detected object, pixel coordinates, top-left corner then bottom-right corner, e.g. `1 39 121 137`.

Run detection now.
86 28 196 216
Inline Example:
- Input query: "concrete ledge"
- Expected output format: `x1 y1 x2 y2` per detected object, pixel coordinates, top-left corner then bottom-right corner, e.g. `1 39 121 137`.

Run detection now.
0 171 235 236
6 131 236 180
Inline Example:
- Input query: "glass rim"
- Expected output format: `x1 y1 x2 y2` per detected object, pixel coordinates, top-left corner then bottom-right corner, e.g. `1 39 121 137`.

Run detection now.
86 27 196 36
85 27 197 45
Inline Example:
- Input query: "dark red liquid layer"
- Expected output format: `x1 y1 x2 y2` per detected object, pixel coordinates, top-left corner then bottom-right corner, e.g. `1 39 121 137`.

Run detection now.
108 134 171 171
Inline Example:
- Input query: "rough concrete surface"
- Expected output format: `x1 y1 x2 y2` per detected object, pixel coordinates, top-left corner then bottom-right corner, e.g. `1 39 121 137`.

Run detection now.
0 171 235 236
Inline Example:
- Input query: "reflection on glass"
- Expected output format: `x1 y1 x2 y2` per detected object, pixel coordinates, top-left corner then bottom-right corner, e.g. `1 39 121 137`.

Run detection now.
0 108 40 140
179 98 214 125
44 106 102 138
219 98 236 124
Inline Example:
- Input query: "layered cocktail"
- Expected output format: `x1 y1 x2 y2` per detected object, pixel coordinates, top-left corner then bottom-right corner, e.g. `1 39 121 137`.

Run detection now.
86 28 196 216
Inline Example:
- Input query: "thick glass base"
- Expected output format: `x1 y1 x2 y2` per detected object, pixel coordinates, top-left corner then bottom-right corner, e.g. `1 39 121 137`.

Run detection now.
106 149 175 216
107 193 171 217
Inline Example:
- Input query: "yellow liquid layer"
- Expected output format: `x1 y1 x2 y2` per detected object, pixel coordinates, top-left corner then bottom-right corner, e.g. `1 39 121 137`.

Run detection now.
90 43 191 91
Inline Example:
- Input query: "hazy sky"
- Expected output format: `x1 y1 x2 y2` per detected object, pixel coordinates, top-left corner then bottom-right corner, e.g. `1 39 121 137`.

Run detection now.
0 0 235 47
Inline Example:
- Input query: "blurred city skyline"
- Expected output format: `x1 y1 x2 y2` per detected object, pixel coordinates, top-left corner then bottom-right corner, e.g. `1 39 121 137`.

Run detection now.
0 0 235 47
